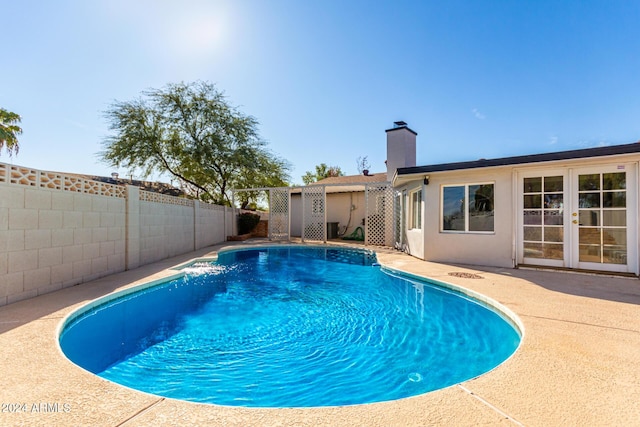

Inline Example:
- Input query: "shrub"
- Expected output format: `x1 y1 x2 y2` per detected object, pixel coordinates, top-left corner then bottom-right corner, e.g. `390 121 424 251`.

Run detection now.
238 212 261 235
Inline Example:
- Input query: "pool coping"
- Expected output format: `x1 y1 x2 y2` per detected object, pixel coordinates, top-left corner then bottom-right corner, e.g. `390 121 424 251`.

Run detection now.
379 266 525 338
1 240 639 426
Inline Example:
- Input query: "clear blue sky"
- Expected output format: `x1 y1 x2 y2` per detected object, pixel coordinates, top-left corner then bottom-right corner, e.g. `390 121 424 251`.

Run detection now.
3 0 640 185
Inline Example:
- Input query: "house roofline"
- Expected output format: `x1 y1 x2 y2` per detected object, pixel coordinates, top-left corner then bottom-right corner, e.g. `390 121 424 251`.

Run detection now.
396 142 640 177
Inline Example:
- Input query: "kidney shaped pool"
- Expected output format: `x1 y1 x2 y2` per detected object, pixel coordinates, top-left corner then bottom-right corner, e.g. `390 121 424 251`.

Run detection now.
59 246 521 407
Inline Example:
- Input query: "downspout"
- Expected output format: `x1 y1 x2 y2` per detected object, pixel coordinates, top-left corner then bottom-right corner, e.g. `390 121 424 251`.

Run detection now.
422 178 427 260
511 170 517 268
636 161 640 276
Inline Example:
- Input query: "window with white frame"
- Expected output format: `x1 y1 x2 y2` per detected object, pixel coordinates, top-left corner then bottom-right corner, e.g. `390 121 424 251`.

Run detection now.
442 183 494 232
409 189 422 229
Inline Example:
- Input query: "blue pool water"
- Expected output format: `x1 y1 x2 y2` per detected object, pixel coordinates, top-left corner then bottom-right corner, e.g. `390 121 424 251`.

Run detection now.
59 246 521 407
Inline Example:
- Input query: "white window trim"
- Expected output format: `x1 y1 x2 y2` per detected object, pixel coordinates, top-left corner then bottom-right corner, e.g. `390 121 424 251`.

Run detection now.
441 182 495 234
409 188 422 230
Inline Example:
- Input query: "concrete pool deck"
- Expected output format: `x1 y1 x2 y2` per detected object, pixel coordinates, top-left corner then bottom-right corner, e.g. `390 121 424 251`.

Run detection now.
0 240 639 426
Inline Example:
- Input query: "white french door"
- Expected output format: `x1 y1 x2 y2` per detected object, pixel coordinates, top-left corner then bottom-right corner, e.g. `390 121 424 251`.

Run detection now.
519 163 637 274
570 165 637 273
520 170 568 267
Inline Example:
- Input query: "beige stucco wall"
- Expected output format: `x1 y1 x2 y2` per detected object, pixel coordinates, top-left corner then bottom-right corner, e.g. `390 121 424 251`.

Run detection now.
327 192 367 237
400 154 640 271
402 182 425 259
412 167 514 268
290 192 367 238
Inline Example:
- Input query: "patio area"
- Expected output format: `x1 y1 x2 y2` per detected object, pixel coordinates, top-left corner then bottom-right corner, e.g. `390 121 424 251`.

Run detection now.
0 240 638 426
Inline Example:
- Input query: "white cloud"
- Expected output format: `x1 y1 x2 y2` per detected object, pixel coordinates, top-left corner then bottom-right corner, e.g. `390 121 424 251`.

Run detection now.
472 108 486 120
548 135 558 145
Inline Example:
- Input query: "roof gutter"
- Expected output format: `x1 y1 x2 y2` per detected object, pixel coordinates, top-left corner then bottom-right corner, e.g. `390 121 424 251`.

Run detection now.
396 142 640 181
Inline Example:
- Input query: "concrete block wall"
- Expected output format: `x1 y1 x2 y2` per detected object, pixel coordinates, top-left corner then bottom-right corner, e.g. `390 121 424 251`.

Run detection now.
0 162 236 306
139 194 196 266
0 177 126 305
195 202 227 250
225 206 235 239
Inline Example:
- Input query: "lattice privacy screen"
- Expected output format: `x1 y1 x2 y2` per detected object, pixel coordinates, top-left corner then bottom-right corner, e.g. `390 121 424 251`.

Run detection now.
302 186 326 241
365 184 395 246
269 188 290 240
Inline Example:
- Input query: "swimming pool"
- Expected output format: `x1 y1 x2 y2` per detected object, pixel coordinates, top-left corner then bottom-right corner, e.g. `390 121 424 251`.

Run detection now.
59 246 521 407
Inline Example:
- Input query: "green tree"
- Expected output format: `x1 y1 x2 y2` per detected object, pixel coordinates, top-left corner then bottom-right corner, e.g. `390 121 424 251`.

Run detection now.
99 81 290 206
302 163 344 185
0 108 23 157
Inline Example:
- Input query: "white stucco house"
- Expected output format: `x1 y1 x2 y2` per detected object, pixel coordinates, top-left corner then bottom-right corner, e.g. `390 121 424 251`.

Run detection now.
239 120 640 276
391 122 640 276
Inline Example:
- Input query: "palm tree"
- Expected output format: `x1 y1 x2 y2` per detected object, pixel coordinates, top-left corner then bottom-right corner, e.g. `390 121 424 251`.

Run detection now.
0 108 23 156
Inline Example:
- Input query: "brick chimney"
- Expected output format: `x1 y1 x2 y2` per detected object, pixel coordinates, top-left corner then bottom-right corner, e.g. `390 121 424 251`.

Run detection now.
386 121 417 181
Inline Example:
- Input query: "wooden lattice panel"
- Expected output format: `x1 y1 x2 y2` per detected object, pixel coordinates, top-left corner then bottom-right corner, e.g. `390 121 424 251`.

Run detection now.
269 188 290 240
0 164 7 183
365 183 394 246
302 186 325 242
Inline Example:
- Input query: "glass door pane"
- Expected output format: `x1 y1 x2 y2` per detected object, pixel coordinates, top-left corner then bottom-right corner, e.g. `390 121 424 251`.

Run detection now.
577 172 627 265
522 175 564 261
